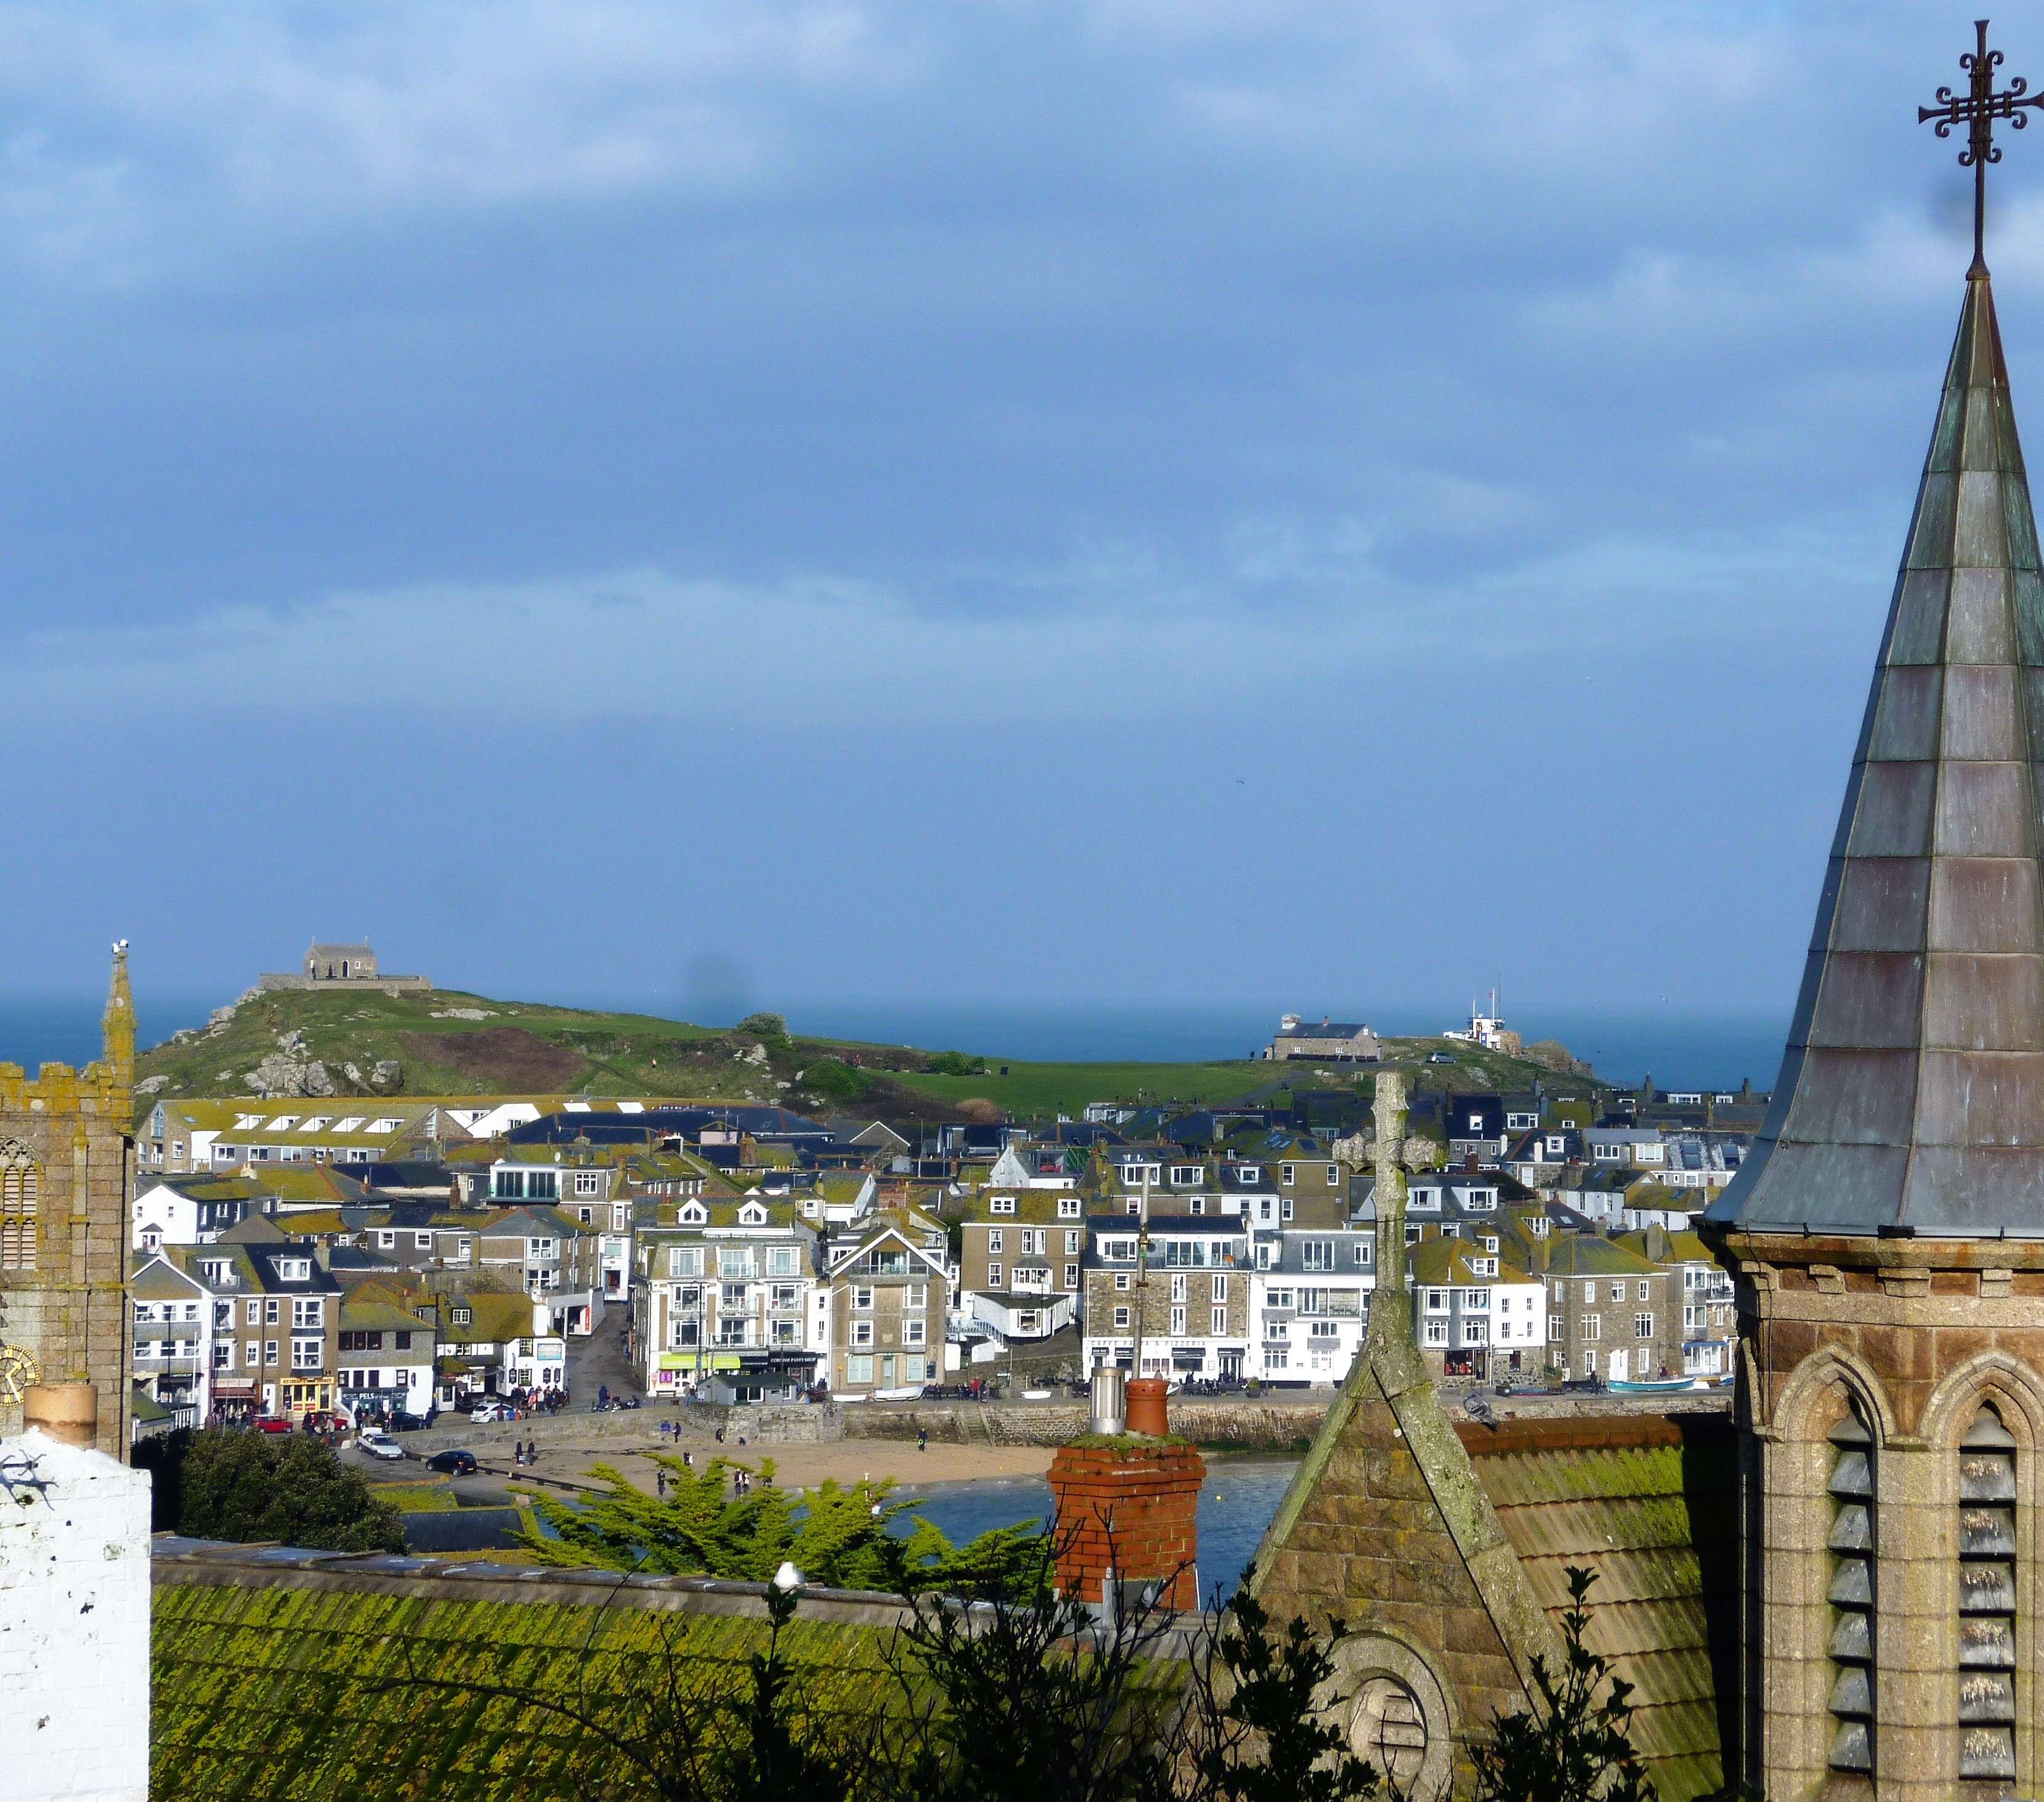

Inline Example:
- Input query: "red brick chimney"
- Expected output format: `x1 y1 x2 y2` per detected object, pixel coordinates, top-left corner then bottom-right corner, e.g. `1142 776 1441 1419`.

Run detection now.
1047 1440 1205 1613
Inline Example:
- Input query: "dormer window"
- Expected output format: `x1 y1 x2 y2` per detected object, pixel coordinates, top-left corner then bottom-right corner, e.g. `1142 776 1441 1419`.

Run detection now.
990 1197 1017 1215
1170 1166 1201 1186
1056 1197 1081 1219
680 1202 707 1224
739 1203 768 1225
275 1257 310 1281
1238 1166 1261 1183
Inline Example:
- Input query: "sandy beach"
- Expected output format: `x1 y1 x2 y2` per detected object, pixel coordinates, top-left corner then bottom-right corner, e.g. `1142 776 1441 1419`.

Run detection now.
499 1437 1053 1494
459 1420 1053 1496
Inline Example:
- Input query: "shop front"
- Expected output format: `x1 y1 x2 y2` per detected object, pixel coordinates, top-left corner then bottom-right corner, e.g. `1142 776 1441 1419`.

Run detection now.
210 1376 258 1425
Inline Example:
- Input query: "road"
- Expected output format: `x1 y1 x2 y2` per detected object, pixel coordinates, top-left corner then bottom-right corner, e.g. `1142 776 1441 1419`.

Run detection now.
566 1313 646 1406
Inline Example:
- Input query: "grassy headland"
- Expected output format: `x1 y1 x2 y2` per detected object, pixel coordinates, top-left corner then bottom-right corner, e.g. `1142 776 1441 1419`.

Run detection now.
135 986 1608 1127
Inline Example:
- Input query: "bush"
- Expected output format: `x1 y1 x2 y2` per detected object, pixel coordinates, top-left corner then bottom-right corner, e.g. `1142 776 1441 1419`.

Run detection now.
802 1057 872 1103
926 1051 986 1076
179 1426 405 1553
736 1013 790 1039
516 1456 1042 1594
1472 1566 1655 1802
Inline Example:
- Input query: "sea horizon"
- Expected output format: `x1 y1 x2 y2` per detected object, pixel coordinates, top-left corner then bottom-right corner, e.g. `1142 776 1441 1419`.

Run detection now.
0 989 1791 1094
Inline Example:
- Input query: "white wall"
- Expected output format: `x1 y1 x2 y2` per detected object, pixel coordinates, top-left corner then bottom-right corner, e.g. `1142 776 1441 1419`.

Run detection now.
0 1428 152 1802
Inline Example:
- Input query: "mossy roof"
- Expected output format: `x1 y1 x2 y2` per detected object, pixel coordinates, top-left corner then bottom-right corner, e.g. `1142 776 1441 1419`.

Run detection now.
150 1550 1194 1802
1540 1235 1662 1278
151 1567 906 1802
1462 1416 1738 1801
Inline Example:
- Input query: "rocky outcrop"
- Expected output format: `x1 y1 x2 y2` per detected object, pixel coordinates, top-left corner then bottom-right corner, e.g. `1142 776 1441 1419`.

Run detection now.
243 1032 335 1097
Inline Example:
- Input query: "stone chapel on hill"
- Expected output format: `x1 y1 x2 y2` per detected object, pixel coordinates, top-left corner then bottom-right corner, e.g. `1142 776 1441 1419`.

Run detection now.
1252 146 2044 1802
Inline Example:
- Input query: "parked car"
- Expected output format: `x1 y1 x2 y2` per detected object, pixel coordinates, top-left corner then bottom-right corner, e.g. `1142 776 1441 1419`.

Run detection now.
359 1432 406 1461
253 1417 293 1434
469 1402 515 1423
425 1449 478 1475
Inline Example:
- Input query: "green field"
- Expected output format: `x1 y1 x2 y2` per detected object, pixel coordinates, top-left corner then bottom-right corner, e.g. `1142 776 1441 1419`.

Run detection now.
888 1058 1276 1121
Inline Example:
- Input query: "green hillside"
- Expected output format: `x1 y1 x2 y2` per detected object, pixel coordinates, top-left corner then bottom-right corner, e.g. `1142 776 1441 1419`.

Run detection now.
135 986 1607 1128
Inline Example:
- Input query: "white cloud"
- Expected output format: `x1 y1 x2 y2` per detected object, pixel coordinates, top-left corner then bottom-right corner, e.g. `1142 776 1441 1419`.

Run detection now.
7 503 1888 726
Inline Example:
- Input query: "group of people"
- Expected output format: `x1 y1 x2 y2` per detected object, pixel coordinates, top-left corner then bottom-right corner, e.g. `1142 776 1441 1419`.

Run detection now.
510 1438 540 1466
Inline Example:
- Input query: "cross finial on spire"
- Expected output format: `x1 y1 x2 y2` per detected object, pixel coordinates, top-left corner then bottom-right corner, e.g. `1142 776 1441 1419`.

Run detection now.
1920 20 2044 277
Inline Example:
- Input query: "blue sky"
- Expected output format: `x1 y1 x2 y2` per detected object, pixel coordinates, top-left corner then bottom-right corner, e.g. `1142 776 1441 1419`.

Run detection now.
0 1 2036 1025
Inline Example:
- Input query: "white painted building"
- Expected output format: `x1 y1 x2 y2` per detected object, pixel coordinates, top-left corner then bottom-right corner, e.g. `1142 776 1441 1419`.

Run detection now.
1249 1227 1376 1386
0 1424 151 1802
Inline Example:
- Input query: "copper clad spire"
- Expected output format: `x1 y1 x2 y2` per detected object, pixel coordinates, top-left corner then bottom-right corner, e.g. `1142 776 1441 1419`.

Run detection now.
1709 271 2044 1235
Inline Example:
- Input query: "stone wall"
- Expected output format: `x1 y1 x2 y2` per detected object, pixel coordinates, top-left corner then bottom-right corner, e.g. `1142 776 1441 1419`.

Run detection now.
0 1429 152 1801
0 957 134 1458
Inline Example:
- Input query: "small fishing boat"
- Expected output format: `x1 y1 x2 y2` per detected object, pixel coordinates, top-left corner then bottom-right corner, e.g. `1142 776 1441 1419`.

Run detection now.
1607 1376 1706 1394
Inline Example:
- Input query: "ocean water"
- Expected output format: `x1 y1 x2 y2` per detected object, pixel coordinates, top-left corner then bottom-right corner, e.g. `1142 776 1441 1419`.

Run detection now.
0 993 216 1073
892 1458 1300 1605
0 991 1792 1095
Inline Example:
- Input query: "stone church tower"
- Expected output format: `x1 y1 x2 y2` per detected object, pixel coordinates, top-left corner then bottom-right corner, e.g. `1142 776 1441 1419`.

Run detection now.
0 947 135 1456
1703 265 2044 1800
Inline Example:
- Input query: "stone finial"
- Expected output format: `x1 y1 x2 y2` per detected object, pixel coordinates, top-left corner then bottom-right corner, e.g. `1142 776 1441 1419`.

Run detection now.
1365 1070 1414 1348
101 940 134 1093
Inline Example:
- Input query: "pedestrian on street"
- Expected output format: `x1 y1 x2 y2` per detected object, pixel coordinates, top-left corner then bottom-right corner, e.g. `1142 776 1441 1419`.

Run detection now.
657 1470 667 1498
526 1437 537 1464
917 1427 928 1453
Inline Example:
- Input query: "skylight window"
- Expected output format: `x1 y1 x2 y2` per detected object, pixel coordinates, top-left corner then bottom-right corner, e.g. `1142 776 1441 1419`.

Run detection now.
298 1118 330 1133
233 1114 263 1131
333 1117 365 1133
367 1118 402 1135
267 1116 298 1132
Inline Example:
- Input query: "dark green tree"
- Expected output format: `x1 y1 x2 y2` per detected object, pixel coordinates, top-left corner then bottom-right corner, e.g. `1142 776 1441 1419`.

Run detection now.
1470 1567 1656 1802
179 1426 405 1553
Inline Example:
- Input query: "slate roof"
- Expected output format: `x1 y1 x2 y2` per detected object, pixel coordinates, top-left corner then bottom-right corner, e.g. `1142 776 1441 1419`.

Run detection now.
1711 270 2044 1238
1462 1415 1738 1801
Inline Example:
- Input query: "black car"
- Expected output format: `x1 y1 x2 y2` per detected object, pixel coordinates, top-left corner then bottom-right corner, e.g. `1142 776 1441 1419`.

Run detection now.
425 1449 478 1475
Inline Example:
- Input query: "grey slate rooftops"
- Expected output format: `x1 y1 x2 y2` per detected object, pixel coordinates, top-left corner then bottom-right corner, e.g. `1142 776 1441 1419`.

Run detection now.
1709 270 2044 1238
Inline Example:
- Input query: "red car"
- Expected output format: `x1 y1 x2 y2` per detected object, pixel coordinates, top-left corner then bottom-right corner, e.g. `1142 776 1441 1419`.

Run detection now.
253 1417 293 1434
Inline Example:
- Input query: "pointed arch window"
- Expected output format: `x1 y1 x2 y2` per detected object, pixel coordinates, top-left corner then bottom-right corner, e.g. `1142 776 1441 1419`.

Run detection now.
1958 1406 2018 1784
1827 1408 1876 1784
0 1140 39 1271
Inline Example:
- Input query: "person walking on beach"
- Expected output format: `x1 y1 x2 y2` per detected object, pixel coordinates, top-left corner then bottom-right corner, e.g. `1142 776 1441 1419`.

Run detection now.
917 1427 928 1453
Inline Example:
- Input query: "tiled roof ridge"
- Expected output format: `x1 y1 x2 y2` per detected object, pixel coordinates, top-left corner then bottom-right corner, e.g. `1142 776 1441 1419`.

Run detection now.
1454 1410 1734 1458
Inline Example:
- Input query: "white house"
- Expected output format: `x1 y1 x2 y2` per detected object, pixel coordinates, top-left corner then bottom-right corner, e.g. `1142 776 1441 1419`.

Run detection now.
1250 1228 1375 1386
1408 1233 1546 1381
336 1298 437 1424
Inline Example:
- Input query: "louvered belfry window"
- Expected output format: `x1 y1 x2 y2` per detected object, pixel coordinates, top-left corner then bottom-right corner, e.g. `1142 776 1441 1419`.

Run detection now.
1958 1407 2019 1785
0 1140 39 1271
1827 1409 1877 1784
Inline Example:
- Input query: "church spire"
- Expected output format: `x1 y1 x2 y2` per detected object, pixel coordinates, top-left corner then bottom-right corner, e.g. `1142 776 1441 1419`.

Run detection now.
1709 268 2044 1235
